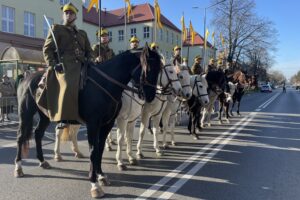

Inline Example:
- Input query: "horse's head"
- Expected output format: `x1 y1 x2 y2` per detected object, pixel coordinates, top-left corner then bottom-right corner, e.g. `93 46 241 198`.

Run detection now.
138 45 162 102
191 75 209 106
159 64 182 96
177 64 192 99
206 71 226 95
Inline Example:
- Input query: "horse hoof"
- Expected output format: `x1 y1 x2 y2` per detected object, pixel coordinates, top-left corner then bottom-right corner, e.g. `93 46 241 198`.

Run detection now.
136 153 145 159
75 152 84 159
129 159 138 166
171 142 176 146
14 168 24 178
54 155 63 162
163 144 169 149
207 123 211 127
226 120 230 124
106 146 113 152
230 112 234 116
156 151 163 157
98 176 110 186
91 187 105 198
109 140 117 145
117 164 127 171
40 161 51 169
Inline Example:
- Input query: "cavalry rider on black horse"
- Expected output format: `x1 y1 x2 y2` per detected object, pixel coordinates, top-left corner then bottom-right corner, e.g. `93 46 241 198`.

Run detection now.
37 3 94 129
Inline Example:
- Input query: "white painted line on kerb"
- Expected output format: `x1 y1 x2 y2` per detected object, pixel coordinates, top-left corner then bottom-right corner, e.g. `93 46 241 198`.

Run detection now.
157 114 255 200
135 115 250 200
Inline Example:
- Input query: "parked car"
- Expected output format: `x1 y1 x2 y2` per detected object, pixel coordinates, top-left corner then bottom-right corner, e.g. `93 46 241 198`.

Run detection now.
260 85 272 92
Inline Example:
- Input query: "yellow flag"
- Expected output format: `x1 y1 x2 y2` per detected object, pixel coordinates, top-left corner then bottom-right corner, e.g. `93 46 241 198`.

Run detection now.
87 0 99 13
124 0 132 22
155 0 163 29
220 32 225 47
181 15 187 41
189 21 195 45
211 31 215 47
204 28 209 49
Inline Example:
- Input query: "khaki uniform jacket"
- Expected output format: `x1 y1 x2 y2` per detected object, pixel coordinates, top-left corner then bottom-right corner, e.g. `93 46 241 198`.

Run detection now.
207 64 217 72
171 55 182 66
191 63 203 75
37 24 94 122
92 43 115 62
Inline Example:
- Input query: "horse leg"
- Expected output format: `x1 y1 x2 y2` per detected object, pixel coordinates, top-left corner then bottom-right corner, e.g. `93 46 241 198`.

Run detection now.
230 100 236 116
200 107 207 128
191 113 199 140
188 113 192 135
152 115 163 157
54 128 63 161
69 125 84 158
169 115 176 146
86 121 104 198
218 101 223 124
126 120 138 165
161 111 171 149
97 122 114 187
35 111 51 169
225 102 230 123
136 113 150 159
116 118 127 171
105 133 113 152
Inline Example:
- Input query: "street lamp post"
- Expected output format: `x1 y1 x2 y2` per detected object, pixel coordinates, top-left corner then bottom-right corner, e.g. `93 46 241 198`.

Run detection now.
193 0 226 72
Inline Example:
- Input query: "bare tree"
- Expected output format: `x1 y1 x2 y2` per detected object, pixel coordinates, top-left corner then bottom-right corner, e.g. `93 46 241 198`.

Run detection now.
211 0 278 74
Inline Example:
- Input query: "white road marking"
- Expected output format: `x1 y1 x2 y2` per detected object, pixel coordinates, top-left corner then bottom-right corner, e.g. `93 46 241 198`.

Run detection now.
135 115 250 200
157 114 255 199
137 93 280 199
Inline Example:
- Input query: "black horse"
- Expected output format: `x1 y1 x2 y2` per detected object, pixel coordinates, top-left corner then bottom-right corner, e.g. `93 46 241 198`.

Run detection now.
14 46 162 198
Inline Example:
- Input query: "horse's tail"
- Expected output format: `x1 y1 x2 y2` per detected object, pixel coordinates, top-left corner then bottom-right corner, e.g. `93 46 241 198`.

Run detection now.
60 126 71 142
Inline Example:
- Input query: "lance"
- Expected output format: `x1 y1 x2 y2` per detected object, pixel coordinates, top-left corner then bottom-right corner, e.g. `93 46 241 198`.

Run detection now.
43 15 65 71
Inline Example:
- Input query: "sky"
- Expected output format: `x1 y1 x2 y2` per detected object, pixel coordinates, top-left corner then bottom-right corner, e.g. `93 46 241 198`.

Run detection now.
100 0 300 79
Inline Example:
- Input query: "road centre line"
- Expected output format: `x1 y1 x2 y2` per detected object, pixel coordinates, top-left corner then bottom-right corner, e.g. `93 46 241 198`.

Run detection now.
135 115 251 200
157 114 255 200
262 93 280 108
137 94 276 199
258 93 280 108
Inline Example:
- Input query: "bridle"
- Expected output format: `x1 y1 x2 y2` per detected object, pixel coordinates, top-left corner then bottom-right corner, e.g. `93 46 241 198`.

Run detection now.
193 76 208 101
178 66 191 90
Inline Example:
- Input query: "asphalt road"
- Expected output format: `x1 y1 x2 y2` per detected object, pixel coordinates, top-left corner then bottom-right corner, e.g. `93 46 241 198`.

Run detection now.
0 88 300 200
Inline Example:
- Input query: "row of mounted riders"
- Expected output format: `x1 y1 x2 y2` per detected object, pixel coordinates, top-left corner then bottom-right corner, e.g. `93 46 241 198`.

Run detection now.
13 46 248 198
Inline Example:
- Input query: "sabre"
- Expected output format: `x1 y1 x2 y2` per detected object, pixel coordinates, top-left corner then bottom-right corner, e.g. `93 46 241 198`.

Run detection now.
43 14 65 71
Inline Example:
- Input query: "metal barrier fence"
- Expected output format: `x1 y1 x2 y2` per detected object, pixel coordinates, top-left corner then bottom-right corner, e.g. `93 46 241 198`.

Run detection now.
0 96 18 123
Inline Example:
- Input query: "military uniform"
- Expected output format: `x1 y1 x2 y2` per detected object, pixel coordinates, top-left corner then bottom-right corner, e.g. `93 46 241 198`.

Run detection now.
38 19 94 122
92 43 115 62
171 55 182 66
207 64 217 72
191 63 203 75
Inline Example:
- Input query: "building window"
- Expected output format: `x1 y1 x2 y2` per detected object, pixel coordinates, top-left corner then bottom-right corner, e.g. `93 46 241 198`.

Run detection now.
59 0 70 5
160 29 163 41
166 30 169 43
24 11 35 37
43 17 54 38
143 26 150 38
108 31 112 42
130 28 136 37
1 6 15 33
171 32 174 44
118 30 124 41
176 35 179 45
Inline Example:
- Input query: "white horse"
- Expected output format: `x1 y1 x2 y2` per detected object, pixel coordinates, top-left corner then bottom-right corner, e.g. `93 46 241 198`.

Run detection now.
162 74 210 147
136 64 183 159
114 64 182 170
53 125 84 161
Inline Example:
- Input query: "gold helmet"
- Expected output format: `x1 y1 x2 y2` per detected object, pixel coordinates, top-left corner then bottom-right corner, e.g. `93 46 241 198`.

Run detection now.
173 45 181 51
150 42 158 49
129 36 140 43
194 55 202 61
61 2 78 14
96 28 108 37
209 58 215 64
